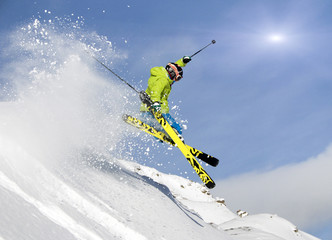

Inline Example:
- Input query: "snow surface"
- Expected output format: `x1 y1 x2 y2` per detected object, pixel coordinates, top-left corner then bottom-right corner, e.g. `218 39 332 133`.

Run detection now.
0 133 321 240
0 17 320 240
0 135 320 240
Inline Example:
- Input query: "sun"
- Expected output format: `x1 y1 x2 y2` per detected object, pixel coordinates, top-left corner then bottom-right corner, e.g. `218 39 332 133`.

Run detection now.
267 34 285 43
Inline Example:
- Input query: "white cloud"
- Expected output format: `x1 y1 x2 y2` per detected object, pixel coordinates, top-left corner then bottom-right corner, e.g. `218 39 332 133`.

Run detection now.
213 144 332 231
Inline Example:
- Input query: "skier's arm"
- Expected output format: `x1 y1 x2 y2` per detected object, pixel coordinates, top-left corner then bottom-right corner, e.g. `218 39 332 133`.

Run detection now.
175 56 191 67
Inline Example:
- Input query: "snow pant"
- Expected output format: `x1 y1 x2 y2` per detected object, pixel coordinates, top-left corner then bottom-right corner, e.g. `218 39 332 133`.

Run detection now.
139 112 182 134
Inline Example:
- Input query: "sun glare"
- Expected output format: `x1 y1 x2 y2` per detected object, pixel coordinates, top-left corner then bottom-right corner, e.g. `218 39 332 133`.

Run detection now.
268 34 284 43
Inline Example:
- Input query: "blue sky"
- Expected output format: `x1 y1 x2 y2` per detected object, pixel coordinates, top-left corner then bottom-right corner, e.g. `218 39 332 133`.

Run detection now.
1 0 332 239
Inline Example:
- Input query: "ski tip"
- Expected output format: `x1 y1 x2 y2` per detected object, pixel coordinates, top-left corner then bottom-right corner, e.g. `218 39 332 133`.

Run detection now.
206 181 216 189
206 157 219 167
212 159 220 167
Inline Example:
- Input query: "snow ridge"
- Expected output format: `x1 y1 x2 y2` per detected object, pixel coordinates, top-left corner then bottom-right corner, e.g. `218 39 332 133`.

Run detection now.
120 160 320 240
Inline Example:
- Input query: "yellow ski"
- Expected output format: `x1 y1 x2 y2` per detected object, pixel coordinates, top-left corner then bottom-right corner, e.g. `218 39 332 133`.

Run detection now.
150 109 216 189
123 114 219 167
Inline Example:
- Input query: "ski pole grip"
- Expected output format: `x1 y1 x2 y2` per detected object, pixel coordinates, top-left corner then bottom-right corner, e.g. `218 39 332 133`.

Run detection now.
139 90 152 107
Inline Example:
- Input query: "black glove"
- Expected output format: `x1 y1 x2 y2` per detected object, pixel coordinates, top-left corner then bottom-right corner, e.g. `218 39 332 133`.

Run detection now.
139 90 152 107
183 56 191 64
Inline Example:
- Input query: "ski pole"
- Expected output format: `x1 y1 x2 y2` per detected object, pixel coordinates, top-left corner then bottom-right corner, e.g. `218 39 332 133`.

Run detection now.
86 50 140 94
190 40 216 58
86 50 153 106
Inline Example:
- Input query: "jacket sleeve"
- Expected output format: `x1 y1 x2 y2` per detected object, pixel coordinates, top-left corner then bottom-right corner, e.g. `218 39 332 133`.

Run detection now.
175 58 187 68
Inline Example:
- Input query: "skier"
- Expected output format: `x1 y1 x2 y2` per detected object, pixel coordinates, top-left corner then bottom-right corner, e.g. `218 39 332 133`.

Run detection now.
139 56 192 135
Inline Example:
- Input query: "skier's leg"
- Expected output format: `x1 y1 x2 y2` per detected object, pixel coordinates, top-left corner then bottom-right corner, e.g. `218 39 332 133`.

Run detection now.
139 111 167 142
162 113 182 134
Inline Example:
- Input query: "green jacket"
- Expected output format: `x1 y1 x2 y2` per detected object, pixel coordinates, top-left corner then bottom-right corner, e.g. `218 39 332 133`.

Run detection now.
140 58 187 113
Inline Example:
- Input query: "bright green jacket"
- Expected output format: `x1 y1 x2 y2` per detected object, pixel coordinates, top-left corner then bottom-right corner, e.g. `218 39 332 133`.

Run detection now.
140 58 187 113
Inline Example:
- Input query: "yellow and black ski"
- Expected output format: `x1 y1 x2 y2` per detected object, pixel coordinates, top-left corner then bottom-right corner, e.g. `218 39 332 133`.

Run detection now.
150 109 216 189
123 114 219 167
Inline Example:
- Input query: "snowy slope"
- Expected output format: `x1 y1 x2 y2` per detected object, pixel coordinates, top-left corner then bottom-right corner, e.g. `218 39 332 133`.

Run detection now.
0 17 320 240
0 135 230 240
120 160 320 240
0 135 320 240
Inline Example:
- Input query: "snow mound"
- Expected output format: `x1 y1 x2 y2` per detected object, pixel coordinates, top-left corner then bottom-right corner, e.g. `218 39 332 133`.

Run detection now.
120 160 320 240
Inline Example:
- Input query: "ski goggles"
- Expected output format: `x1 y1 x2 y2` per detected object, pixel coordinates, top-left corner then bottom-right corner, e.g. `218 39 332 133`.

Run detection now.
167 63 183 81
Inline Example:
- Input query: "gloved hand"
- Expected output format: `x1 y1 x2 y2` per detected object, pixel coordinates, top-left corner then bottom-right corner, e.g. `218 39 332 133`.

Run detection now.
183 56 191 64
139 90 152 106
162 113 182 134
151 102 161 112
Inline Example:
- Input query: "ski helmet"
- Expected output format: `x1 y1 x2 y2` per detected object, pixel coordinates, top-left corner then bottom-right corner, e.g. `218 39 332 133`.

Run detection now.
165 63 183 81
